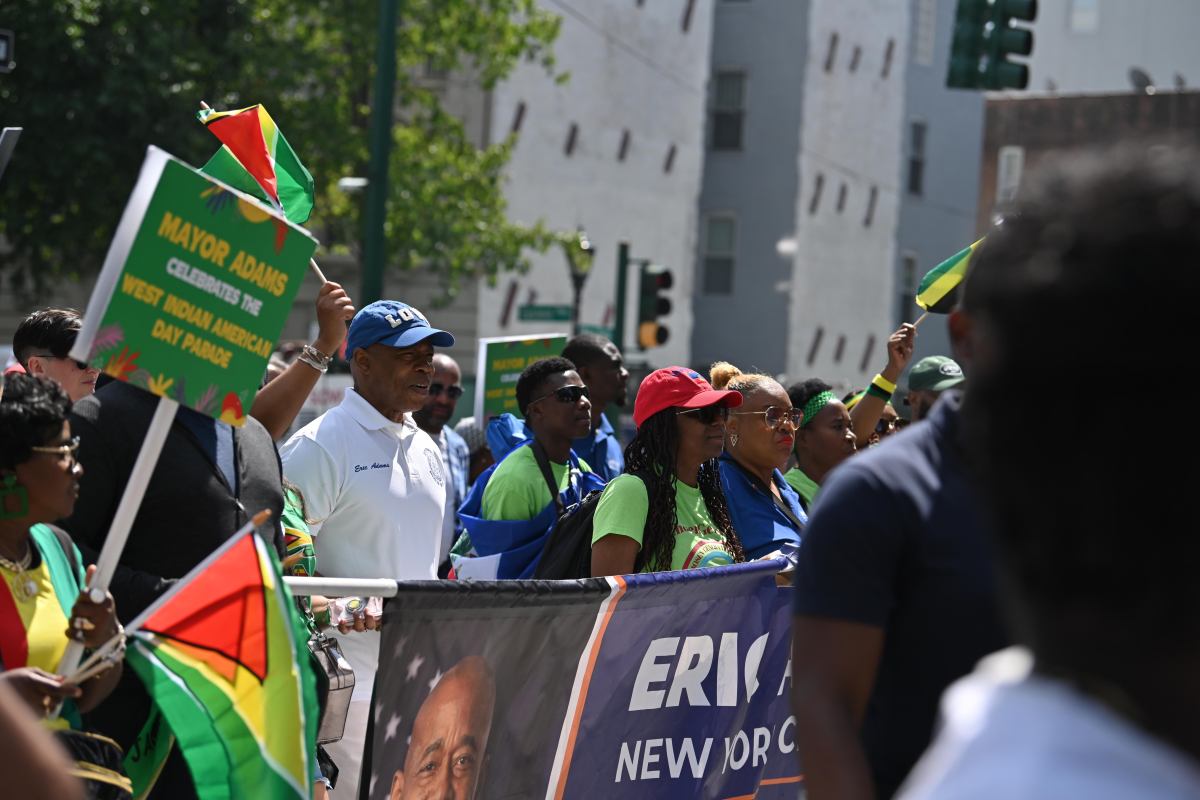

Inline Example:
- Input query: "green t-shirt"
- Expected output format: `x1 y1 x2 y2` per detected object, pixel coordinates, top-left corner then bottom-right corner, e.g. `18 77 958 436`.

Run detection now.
481 444 592 521
591 474 734 572
783 467 820 510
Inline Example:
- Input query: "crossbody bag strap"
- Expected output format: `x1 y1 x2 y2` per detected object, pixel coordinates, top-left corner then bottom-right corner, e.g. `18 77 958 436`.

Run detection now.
732 460 805 530
530 440 565 517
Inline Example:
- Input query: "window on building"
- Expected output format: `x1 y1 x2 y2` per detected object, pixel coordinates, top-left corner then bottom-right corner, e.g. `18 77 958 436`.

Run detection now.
996 145 1025 205
702 215 736 295
1070 0 1100 33
806 326 825 366
859 334 876 372
664 143 677 174
882 38 895 78
564 122 578 156
711 70 746 151
510 101 526 135
824 32 839 72
834 334 847 364
912 0 937 66
836 182 848 213
682 0 696 31
864 185 878 227
897 253 918 325
809 173 825 215
849 45 862 72
908 121 927 196
618 129 631 162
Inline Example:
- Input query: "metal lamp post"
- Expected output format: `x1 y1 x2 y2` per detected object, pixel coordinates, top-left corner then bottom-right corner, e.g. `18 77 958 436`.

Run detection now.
562 228 594 336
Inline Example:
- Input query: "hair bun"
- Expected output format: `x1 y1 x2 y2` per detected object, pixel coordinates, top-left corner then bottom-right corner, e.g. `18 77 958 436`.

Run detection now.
709 361 743 390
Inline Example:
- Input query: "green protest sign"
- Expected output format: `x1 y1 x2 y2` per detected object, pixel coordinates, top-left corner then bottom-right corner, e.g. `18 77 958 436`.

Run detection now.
473 333 568 421
71 146 317 425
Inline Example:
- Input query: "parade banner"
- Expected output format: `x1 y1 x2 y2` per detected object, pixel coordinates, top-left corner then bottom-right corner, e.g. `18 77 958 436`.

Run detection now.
71 145 318 425
474 333 569 422
366 561 800 800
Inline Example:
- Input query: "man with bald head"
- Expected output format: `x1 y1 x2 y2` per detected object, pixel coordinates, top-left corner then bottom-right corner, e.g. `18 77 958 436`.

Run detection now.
389 656 496 800
413 353 470 570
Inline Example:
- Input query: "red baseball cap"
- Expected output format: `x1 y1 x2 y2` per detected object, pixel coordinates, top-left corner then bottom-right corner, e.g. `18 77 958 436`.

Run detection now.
633 367 743 428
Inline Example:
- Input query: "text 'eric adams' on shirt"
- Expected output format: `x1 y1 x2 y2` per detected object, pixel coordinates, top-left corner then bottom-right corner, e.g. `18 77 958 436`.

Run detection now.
792 391 1010 798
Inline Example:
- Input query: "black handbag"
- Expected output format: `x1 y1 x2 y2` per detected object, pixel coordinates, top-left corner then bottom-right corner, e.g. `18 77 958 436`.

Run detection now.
307 631 355 745
54 729 133 800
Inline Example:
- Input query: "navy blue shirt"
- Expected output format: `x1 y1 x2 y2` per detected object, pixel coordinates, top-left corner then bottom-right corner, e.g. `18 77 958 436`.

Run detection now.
718 452 805 559
570 413 624 483
792 391 1008 798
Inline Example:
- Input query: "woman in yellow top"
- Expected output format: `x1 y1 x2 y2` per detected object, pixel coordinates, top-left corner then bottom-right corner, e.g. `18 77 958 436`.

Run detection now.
0 375 124 790
591 367 747 576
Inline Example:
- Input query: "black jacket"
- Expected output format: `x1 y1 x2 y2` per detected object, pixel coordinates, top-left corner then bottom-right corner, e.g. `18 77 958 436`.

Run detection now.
61 380 284 795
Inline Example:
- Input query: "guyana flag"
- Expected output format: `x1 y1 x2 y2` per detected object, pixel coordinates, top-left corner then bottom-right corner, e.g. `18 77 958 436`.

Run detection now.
197 105 315 225
915 237 984 314
124 532 317 799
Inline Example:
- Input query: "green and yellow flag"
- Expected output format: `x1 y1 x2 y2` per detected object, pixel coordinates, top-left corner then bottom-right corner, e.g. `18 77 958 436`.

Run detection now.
124 531 317 799
915 237 984 314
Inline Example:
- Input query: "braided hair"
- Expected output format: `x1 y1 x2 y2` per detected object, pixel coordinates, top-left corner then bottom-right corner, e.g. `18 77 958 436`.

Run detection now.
623 408 746 571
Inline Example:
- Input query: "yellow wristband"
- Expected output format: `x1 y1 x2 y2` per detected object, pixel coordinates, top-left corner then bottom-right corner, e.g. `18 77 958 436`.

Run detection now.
872 373 897 394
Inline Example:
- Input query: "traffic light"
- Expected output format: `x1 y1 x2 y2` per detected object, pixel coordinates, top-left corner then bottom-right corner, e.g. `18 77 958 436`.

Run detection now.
636 264 672 350
946 0 1036 90
985 0 1036 90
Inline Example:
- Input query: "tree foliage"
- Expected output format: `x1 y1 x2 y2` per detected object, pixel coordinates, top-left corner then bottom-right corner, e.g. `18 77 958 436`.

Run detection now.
0 0 564 298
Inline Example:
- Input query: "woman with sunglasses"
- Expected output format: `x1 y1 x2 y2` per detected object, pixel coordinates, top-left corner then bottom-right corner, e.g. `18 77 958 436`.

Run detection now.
784 378 858 511
0 374 129 795
591 367 747 576
456 358 606 579
710 363 807 559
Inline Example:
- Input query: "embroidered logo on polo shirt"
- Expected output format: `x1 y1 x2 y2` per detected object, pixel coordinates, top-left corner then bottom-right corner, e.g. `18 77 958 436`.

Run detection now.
424 448 444 486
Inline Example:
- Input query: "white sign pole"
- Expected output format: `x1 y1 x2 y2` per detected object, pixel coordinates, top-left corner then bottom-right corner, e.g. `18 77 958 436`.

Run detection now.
57 395 179 678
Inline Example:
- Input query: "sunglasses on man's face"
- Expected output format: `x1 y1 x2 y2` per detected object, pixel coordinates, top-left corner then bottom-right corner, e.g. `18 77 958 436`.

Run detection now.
429 382 464 400
30 352 89 371
676 404 730 425
530 384 590 407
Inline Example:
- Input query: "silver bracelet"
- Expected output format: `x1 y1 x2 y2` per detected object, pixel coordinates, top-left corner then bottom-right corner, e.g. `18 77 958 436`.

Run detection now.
298 345 331 374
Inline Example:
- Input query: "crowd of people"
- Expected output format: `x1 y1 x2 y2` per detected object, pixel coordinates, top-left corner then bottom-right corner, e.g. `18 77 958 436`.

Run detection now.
1 145 1197 799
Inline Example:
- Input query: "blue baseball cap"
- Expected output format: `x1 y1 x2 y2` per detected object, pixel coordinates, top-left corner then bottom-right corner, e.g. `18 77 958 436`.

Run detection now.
345 300 455 355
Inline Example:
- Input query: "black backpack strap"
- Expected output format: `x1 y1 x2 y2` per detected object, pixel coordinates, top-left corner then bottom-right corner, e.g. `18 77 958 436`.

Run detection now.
530 440 565 517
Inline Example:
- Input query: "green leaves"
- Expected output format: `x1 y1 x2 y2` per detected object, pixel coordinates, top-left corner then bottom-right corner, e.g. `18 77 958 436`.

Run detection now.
1 0 563 299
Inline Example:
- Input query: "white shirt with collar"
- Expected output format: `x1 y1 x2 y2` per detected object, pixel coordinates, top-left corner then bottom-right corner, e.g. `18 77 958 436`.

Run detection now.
280 387 447 689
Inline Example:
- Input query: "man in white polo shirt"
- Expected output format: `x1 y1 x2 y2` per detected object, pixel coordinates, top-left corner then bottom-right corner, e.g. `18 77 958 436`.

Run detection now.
281 299 454 799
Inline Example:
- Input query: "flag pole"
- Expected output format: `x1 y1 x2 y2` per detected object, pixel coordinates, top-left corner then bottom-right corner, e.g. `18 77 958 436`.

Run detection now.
54 395 179 701
913 311 930 327
198 101 327 285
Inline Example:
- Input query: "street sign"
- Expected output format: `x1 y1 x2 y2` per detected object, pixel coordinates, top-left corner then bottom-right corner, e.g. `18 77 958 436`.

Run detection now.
517 304 573 322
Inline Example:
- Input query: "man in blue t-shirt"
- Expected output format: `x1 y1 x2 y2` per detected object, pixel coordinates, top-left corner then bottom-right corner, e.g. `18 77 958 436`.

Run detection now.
791 320 1008 797
562 334 628 482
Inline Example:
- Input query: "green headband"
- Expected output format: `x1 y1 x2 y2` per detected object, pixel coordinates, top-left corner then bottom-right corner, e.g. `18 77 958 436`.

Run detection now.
801 390 836 428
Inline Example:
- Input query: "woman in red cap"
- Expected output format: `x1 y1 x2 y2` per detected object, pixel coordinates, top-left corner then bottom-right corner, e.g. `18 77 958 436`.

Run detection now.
590 367 747 576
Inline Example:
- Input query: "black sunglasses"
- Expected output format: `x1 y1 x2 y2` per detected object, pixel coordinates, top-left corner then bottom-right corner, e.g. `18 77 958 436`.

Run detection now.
30 351 89 371
676 404 730 425
429 382 464 400
530 384 590 406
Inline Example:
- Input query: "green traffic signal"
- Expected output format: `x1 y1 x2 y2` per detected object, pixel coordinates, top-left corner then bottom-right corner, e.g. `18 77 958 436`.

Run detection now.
946 0 1036 91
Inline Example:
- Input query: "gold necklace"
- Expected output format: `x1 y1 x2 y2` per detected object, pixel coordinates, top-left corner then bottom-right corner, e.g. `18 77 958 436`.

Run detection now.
0 541 38 601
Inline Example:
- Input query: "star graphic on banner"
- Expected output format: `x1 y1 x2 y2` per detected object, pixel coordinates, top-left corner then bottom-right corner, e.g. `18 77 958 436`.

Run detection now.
428 668 443 693
369 774 378 797
392 634 409 660
375 700 384 724
407 653 425 681
384 712 403 742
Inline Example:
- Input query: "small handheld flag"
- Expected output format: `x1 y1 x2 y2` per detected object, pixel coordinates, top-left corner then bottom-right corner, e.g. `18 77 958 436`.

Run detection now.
197 104 315 226
915 237 985 315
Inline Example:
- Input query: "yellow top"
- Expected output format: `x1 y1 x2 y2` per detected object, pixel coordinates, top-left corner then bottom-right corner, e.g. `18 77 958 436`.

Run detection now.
2 559 71 729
